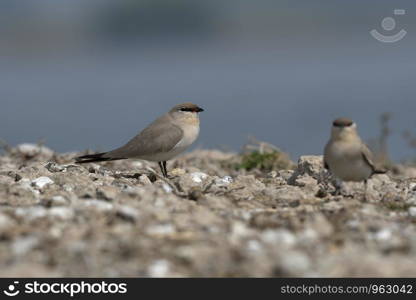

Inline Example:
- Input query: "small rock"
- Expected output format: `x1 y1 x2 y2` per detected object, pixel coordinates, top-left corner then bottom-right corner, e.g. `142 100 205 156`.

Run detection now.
375 228 392 241
233 175 265 192
267 171 278 178
0 214 14 230
190 172 208 183
315 188 328 198
146 224 175 236
288 155 325 184
278 170 295 182
15 143 54 158
15 207 47 221
170 168 186 177
96 186 118 201
81 199 114 211
116 205 139 222
261 229 296 247
48 207 74 220
280 251 311 275
5 171 22 182
42 195 68 207
45 162 66 172
215 176 233 186
246 240 262 253
162 184 173 193
188 187 204 201
0 175 15 185
409 207 416 217
12 236 39 256
138 175 152 185
147 260 171 277
31 177 54 189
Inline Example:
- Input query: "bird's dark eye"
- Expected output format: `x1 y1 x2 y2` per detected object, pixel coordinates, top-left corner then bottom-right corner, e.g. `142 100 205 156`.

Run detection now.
333 119 353 127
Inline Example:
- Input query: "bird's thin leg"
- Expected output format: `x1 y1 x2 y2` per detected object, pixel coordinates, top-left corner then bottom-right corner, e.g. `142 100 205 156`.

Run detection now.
364 179 368 202
158 162 167 178
162 161 168 178
334 179 342 196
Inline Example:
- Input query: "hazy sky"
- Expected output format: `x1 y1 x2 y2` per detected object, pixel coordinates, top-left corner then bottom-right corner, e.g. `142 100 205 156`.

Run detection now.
1 1 415 161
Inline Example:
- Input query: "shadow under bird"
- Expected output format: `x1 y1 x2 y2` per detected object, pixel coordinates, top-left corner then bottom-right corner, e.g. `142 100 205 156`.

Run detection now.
323 117 386 194
76 103 204 177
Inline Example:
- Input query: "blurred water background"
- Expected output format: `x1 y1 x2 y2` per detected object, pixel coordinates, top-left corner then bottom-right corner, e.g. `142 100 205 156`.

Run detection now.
1 0 415 161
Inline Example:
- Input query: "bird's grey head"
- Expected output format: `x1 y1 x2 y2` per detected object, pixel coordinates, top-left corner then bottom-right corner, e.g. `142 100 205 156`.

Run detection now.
169 103 204 124
331 117 358 140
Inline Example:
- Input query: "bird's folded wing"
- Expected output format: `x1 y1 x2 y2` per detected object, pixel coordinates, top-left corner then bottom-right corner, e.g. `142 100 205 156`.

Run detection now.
361 144 377 172
104 117 184 158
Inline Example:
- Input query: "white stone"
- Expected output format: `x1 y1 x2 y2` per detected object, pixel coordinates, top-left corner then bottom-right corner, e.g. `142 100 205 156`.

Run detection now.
50 196 68 206
190 172 208 183
81 199 114 211
15 207 47 221
12 236 39 256
148 260 170 278
138 175 152 185
246 240 262 253
48 207 74 220
281 251 311 274
215 176 233 185
375 228 392 241
0 214 14 230
31 177 54 189
16 143 53 157
116 205 139 221
162 184 173 193
409 207 416 217
262 229 296 247
146 224 175 236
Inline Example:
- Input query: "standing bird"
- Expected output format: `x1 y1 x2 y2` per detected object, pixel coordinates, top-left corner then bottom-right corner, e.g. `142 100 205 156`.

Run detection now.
76 103 204 177
324 117 386 194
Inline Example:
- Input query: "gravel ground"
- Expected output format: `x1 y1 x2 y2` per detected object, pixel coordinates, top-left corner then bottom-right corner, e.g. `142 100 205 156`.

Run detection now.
1 143 416 277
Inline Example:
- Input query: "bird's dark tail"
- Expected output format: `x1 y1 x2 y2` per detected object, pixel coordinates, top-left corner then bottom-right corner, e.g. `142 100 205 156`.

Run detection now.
75 152 125 164
373 168 388 174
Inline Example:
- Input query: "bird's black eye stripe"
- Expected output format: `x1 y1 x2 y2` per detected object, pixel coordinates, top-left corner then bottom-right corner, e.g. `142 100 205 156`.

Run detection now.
180 108 194 112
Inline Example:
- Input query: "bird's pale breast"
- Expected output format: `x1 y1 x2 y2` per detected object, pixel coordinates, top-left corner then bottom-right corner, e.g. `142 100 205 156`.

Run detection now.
325 140 372 181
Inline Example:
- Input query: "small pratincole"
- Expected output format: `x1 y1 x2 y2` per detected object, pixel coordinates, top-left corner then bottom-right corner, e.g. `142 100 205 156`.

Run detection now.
323 117 386 194
76 103 204 177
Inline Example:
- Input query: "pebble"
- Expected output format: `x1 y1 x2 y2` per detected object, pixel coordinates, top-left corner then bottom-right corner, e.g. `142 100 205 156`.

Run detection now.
31 177 54 189
190 172 208 183
409 207 416 217
147 260 171 278
12 236 39 256
116 205 139 222
0 214 14 230
215 176 233 185
81 199 114 211
16 143 53 158
48 207 74 220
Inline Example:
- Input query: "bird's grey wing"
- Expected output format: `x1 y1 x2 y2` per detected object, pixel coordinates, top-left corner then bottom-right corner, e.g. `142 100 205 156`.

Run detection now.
104 115 183 158
361 143 387 174
360 143 376 172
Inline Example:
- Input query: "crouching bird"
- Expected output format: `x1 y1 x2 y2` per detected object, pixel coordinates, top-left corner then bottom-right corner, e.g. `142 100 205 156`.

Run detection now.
324 117 386 196
76 103 204 178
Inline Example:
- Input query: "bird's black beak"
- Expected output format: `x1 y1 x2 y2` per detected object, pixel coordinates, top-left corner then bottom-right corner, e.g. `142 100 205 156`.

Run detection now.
196 107 204 112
